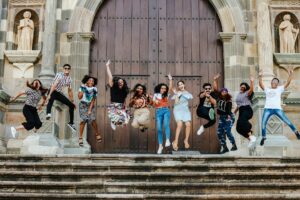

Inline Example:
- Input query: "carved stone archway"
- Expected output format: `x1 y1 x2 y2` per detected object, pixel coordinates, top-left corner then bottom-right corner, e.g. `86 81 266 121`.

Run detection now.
63 0 249 152
68 0 246 33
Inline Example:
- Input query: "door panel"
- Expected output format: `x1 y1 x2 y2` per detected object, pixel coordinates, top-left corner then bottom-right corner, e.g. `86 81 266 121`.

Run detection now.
89 0 223 153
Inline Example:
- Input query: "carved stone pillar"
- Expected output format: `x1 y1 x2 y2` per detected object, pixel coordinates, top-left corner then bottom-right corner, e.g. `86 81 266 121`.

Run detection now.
39 0 57 87
256 0 274 83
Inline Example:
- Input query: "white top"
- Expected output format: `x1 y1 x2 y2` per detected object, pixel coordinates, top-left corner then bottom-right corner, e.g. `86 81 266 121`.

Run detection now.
264 85 284 109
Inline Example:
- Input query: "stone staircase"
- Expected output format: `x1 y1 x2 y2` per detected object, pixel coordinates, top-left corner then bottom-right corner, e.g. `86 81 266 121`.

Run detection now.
0 154 299 199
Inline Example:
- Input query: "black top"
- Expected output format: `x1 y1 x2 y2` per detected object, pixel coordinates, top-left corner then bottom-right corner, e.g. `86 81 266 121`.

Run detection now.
216 98 232 115
110 84 128 104
198 91 218 108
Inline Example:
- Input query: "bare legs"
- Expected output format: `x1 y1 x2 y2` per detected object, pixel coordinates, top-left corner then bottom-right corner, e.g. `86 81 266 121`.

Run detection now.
79 120 102 146
172 121 191 151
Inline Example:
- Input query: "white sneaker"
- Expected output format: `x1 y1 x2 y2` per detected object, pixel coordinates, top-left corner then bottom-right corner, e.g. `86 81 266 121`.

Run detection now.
46 113 51 120
165 139 171 147
248 135 257 148
157 145 163 154
111 122 116 131
197 125 205 136
11 127 17 138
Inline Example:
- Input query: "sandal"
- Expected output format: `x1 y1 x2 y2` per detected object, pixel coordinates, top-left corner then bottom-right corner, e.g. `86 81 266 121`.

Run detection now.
96 135 102 143
184 140 190 149
79 138 83 147
172 142 178 151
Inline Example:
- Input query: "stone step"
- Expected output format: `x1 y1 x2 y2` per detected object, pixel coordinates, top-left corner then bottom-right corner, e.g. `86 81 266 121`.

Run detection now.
0 171 299 183
0 193 299 200
0 162 300 172
0 154 299 164
0 181 299 194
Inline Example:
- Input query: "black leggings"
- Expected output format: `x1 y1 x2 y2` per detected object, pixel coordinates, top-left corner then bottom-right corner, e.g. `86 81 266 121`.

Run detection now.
197 106 216 128
22 105 42 131
236 105 253 138
46 90 75 124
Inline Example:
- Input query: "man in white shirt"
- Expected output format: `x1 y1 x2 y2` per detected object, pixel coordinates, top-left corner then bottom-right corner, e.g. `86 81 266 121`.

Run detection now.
258 69 300 145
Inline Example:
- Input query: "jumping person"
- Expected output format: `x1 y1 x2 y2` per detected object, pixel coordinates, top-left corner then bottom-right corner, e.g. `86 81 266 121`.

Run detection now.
10 80 48 138
153 74 173 154
234 77 256 148
196 83 217 136
106 60 130 130
129 84 152 132
171 76 193 151
46 64 76 131
78 75 102 146
258 69 300 145
213 74 237 154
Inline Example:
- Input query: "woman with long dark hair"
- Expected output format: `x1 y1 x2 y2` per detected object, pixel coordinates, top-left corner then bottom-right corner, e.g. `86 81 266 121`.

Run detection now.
234 77 256 148
78 75 102 146
106 60 130 130
170 76 193 151
129 84 152 132
213 74 237 154
10 79 48 137
153 74 173 154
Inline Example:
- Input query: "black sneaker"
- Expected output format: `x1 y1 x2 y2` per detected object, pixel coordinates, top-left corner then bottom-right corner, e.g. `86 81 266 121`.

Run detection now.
68 123 76 132
260 138 266 146
231 143 238 151
220 144 229 154
295 131 300 140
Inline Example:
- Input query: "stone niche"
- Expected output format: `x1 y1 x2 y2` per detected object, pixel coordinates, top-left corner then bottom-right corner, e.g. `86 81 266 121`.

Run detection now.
3 0 45 80
270 1 300 70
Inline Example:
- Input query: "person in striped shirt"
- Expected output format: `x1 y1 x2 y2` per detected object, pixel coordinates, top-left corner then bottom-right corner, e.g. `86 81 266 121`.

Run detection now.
45 64 76 131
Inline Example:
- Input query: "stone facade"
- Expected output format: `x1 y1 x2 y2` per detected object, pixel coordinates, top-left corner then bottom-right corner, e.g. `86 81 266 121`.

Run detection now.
0 0 300 155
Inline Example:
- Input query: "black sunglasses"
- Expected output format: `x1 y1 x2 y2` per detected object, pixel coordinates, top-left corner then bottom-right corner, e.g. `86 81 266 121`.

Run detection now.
64 67 71 70
204 87 211 90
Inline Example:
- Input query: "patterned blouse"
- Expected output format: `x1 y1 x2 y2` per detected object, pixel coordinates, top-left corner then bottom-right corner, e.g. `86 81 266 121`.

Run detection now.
51 72 72 93
25 88 43 107
79 85 97 103
130 94 152 109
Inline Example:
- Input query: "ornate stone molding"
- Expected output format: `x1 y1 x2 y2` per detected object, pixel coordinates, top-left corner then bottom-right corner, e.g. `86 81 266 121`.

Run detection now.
66 32 95 42
274 53 300 71
68 0 246 33
219 32 247 42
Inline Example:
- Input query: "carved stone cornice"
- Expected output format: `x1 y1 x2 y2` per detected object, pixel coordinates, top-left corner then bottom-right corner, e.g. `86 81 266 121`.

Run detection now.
66 32 95 42
219 32 247 42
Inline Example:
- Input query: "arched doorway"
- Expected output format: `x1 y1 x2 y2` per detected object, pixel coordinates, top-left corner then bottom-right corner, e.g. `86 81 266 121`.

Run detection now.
89 0 223 153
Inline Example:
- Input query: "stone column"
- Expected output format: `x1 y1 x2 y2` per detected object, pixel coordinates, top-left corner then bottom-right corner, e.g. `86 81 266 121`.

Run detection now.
256 0 274 83
39 0 57 87
59 32 94 154
219 32 247 92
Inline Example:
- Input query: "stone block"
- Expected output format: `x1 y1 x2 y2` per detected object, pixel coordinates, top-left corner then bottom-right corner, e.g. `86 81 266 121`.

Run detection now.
20 133 63 155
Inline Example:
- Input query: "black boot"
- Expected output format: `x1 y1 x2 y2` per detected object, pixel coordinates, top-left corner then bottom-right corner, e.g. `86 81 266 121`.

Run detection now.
220 144 229 154
295 131 300 140
231 143 237 151
260 138 266 146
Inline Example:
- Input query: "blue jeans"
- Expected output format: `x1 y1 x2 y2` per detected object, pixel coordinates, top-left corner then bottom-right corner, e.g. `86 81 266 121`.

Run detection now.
156 107 171 145
262 108 297 138
217 115 236 145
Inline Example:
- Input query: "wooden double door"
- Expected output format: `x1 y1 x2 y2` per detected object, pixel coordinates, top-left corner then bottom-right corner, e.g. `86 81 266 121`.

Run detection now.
89 0 223 153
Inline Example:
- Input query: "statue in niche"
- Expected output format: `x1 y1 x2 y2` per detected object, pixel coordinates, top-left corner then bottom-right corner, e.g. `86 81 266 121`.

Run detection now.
17 11 34 50
279 14 299 53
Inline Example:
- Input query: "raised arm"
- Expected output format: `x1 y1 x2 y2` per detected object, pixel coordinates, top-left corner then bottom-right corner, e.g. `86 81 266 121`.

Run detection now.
168 73 174 94
213 73 221 91
284 69 294 89
10 91 26 103
106 60 113 87
248 76 254 96
258 70 265 91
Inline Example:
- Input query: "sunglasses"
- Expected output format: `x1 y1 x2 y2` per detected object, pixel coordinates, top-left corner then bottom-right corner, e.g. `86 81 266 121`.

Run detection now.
64 67 71 70
204 87 211 90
